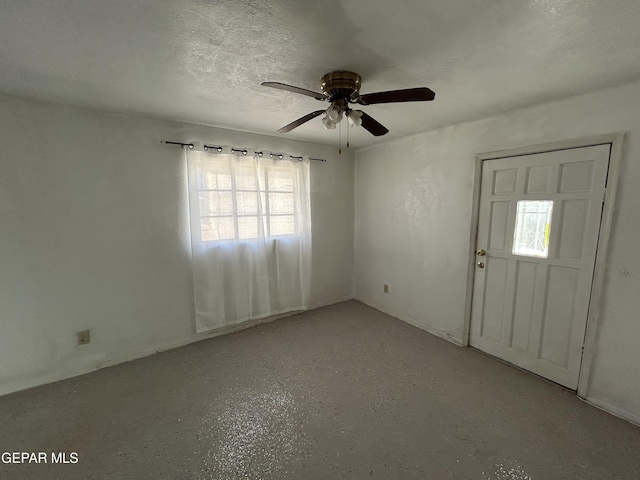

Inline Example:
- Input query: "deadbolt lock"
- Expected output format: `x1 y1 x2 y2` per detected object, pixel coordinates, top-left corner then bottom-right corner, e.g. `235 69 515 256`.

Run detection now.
477 261 485 268
476 249 486 256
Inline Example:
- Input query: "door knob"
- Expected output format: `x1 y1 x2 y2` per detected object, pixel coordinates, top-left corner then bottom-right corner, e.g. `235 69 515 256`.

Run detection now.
477 249 486 256
477 261 485 268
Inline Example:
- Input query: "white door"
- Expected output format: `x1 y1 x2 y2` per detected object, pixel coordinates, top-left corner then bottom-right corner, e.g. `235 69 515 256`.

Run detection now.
470 144 610 389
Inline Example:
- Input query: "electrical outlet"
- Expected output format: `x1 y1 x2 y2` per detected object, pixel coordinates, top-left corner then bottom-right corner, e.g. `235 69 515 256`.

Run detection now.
383 284 389 293
77 330 90 345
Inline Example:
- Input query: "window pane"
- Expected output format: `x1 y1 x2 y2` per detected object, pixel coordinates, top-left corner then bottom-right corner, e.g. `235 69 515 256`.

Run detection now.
199 191 233 216
201 217 235 242
236 191 259 215
197 171 232 190
513 200 553 257
257 168 267 192
194 161 300 243
269 192 294 214
268 170 294 192
238 216 259 240
270 215 295 236
236 174 257 191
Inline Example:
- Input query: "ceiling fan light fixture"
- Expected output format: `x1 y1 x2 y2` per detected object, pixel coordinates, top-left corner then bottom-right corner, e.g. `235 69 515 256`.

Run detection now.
322 115 337 130
347 109 363 127
326 105 343 123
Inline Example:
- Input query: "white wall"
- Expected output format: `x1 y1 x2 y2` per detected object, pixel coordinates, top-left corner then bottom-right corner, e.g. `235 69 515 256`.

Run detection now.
355 80 640 424
0 94 354 395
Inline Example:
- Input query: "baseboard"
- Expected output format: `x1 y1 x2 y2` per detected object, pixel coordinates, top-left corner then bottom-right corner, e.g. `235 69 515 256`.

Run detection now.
0 361 105 398
0 296 355 398
99 308 309 369
355 297 464 346
309 294 355 310
580 395 640 427
103 296 357 369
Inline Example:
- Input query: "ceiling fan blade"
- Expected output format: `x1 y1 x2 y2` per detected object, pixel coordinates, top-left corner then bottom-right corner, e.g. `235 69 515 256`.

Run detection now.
277 110 325 133
360 112 389 136
357 87 435 105
262 82 327 101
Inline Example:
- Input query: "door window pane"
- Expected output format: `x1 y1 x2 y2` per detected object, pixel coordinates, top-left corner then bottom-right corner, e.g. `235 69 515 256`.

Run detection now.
513 200 553 257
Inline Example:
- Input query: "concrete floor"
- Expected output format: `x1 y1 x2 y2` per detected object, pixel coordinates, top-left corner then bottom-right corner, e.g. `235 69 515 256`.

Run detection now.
1 301 639 480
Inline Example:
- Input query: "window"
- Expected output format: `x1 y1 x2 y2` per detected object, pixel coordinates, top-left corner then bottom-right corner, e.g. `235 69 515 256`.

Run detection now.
513 200 553 257
194 160 296 242
186 147 312 332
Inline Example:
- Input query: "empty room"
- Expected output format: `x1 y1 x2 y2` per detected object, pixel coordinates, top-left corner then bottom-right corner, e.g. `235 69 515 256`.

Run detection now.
2 0 640 478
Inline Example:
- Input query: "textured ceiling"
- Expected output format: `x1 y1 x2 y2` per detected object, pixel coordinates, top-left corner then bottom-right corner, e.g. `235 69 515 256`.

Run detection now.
1 0 640 147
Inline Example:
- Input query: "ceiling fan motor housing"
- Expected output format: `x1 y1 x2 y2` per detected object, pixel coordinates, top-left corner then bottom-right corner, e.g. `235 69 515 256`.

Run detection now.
321 71 362 106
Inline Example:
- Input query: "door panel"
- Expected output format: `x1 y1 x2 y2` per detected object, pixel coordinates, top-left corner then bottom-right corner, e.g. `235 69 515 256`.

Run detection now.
493 168 518 194
488 201 510 250
557 200 589 260
510 261 538 352
541 265 579 367
525 166 551 194
470 145 610 389
482 257 509 342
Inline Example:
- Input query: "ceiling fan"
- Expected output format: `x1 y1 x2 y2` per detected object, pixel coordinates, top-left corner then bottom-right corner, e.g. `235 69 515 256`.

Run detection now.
262 71 435 137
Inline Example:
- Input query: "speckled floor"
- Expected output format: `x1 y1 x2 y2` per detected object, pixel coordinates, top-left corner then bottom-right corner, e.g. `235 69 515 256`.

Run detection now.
1 300 639 480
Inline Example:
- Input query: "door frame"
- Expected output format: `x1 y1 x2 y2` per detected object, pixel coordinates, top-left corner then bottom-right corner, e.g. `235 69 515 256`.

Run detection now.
462 133 625 398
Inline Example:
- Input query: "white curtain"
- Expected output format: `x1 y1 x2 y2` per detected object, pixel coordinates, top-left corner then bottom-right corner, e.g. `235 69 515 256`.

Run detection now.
186 147 312 333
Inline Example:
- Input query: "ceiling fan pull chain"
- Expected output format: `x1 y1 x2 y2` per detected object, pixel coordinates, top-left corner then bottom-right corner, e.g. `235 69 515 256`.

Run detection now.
346 117 350 149
338 120 342 155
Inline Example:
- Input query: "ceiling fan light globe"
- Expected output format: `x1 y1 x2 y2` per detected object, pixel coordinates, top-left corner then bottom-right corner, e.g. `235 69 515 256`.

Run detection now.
326 105 342 122
347 109 363 127
322 115 337 130
348 116 362 127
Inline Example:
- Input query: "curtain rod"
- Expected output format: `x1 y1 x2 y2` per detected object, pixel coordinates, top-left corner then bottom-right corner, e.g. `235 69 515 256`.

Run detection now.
163 140 194 149
163 140 326 162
